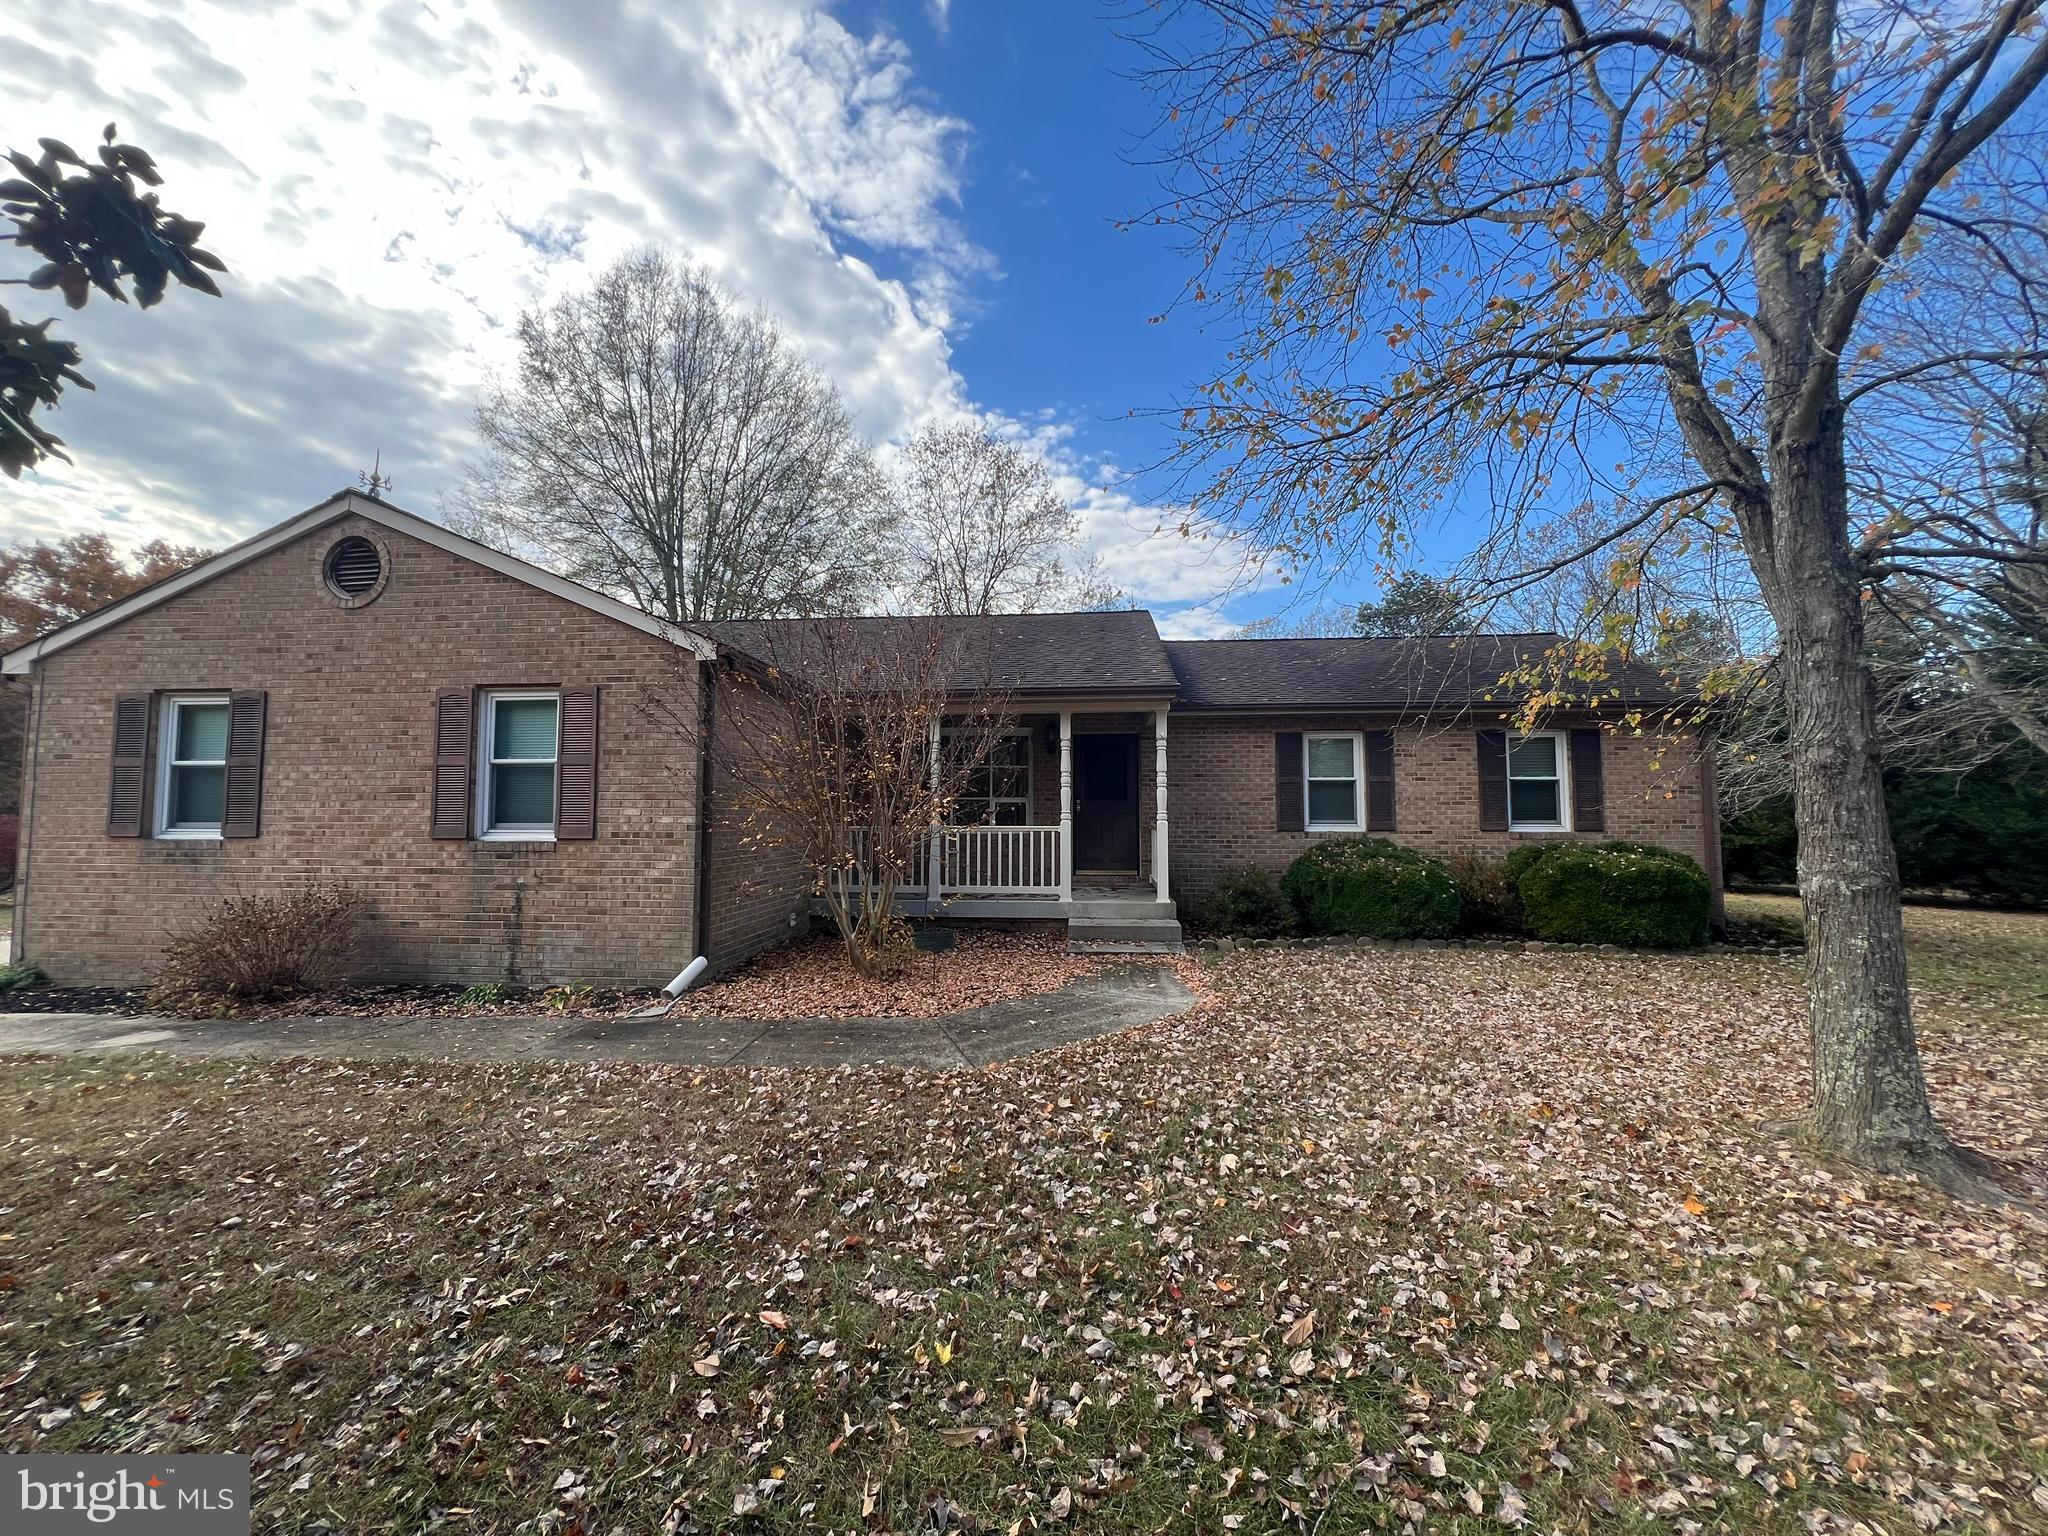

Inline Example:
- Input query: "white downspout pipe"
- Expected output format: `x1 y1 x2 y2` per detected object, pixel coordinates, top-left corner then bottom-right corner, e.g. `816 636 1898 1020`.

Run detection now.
663 955 709 997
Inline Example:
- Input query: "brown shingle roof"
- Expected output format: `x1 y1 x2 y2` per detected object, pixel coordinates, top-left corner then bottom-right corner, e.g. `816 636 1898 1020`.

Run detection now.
1162 633 1678 711
709 609 1180 695
708 614 1679 710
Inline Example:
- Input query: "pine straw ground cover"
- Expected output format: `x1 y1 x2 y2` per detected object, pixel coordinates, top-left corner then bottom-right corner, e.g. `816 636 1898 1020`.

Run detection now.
667 931 1103 1021
2 934 2046 1534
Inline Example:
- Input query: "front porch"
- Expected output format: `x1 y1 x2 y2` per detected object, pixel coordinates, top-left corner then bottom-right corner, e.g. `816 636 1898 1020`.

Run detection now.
832 702 1185 952
888 879 1184 953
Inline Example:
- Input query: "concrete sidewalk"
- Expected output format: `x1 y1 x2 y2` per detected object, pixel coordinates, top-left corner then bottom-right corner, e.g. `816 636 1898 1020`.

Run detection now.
0 963 1192 1070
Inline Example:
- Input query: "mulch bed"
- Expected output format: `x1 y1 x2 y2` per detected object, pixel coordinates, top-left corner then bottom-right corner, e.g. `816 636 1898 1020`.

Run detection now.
278 983 668 1020
666 928 1104 1020
0 984 153 1016
0 982 667 1022
0 934 1103 1024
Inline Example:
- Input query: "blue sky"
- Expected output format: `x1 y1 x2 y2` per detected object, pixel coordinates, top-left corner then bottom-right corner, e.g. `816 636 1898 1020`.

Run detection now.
0 0 1376 634
856 4 1193 462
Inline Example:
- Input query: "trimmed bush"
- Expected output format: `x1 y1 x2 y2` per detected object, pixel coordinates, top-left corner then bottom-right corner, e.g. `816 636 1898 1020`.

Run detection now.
1505 839 1692 894
1445 856 1519 934
1197 865 1296 939
1281 837 1461 939
1502 840 1568 892
149 883 373 1016
1517 842 1711 948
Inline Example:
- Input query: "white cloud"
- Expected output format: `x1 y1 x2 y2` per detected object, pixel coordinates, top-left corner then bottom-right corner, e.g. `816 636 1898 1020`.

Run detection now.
0 0 1232 615
1152 599 1244 640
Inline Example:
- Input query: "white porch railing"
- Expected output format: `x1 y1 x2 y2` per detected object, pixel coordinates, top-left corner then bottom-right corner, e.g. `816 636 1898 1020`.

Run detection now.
937 824 1062 897
840 824 1064 899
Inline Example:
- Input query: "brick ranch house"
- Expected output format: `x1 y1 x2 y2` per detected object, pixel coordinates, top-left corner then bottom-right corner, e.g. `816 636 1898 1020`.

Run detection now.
4 490 1719 986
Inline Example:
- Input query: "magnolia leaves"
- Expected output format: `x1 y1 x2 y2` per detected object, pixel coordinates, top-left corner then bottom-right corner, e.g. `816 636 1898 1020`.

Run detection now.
2 122 225 475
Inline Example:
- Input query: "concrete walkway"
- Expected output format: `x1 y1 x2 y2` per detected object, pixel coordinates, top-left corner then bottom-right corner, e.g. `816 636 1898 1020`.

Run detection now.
0 963 1192 1070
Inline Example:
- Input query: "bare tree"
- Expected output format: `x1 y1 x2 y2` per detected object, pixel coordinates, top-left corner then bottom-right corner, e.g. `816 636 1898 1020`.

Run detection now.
1134 0 2048 1189
1232 603 1359 638
895 421 1116 614
456 249 893 622
663 617 1013 979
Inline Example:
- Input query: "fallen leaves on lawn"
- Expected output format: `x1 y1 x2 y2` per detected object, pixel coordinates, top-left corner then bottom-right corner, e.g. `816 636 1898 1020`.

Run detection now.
2 939 2045 1536
666 928 1104 1020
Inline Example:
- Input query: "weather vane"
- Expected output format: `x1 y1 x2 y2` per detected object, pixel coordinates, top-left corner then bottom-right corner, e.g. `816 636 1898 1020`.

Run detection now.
357 450 394 499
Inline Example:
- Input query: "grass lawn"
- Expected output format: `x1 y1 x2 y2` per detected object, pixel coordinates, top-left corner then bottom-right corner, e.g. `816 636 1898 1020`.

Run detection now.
1729 892 2048 1043
3 923 2046 1533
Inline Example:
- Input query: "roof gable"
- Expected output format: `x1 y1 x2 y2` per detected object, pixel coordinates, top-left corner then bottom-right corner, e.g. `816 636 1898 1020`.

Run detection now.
2 490 716 675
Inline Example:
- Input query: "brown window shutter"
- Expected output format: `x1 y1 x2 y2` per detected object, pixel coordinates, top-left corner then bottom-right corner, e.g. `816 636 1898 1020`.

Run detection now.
555 685 599 840
431 689 474 839
1476 729 1509 831
1570 727 1606 833
1274 731 1304 833
107 692 154 837
222 691 267 838
1364 729 1395 831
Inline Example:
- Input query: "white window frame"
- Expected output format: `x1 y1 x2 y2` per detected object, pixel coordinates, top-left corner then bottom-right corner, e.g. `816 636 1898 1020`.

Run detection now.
946 726 1035 825
476 689 560 842
1303 730 1366 832
1507 729 1573 833
154 693 230 839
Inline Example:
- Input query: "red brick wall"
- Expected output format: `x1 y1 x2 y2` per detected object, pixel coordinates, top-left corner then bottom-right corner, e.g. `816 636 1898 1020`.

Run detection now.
702 681 815 968
1166 713 1713 908
12 514 735 987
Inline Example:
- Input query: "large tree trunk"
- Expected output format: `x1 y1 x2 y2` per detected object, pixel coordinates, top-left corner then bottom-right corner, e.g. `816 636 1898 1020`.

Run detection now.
1766 414 1973 1186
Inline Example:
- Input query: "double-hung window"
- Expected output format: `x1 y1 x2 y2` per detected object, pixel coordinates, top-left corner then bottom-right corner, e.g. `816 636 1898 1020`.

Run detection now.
949 728 1031 825
156 695 229 837
1507 730 1570 831
478 691 559 838
1304 731 1364 830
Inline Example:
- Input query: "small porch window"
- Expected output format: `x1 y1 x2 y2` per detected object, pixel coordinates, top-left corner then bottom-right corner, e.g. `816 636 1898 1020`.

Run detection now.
948 728 1032 825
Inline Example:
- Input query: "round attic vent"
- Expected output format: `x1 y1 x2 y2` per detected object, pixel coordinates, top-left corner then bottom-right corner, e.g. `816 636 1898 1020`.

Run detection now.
324 536 383 599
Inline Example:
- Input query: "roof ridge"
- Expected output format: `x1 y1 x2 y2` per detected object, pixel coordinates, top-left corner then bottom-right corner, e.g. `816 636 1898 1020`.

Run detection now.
1166 629 1568 645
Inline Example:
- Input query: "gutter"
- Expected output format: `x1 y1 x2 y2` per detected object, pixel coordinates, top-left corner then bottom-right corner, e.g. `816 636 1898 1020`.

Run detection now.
11 662 44 963
692 658 716 967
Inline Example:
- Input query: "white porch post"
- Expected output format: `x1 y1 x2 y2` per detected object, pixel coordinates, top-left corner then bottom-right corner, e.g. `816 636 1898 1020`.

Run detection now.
1153 706 1170 904
1058 710 1074 903
926 716 942 899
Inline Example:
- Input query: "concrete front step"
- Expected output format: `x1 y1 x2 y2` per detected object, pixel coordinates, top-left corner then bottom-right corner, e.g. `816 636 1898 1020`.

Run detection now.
1066 897 1178 921
1067 915 1183 952
1070 939 1183 956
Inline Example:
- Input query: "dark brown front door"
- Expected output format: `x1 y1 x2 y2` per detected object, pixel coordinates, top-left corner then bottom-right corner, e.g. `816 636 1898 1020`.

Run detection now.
1073 733 1139 870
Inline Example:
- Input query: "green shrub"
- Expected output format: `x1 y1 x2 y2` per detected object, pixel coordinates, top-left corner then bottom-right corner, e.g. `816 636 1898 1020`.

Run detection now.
458 981 511 1006
1445 856 1518 934
1198 865 1297 939
1502 841 1568 891
1517 842 1711 948
541 981 594 1015
1281 837 1461 939
0 959 47 993
149 884 372 1016
1505 839 1692 899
